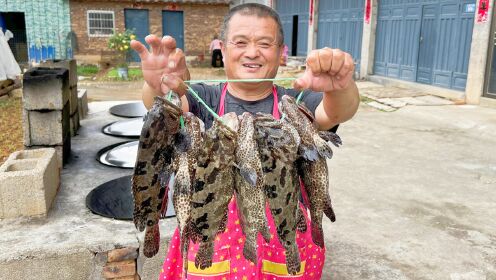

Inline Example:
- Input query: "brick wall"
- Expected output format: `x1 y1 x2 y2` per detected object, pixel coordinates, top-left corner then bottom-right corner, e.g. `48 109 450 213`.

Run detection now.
70 0 228 64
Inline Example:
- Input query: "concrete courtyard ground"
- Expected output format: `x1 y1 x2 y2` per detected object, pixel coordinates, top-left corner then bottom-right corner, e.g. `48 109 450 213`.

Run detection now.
1 70 495 279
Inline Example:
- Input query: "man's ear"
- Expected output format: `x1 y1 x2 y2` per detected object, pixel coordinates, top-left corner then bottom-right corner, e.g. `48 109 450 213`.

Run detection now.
220 41 226 62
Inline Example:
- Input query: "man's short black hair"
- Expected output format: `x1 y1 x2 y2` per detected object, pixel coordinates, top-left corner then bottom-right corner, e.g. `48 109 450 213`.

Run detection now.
220 3 284 46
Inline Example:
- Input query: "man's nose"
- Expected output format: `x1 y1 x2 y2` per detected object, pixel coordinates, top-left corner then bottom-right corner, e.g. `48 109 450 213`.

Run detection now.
243 43 260 58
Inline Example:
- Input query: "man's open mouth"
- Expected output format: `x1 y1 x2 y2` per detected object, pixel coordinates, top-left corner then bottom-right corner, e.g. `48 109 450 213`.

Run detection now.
243 63 262 69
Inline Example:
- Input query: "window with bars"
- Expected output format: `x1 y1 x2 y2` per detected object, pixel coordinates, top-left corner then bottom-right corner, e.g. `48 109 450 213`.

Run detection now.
87 10 115 37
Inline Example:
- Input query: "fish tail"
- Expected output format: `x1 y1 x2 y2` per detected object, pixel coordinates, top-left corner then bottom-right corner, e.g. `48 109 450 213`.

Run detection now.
285 246 301 275
313 134 334 159
260 224 271 243
296 208 308 233
195 242 214 270
143 224 160 258
217 211 229 234
180 224 190 276
311 222 325 248
318 131 342 147
324 197 336 222
242 239 258 265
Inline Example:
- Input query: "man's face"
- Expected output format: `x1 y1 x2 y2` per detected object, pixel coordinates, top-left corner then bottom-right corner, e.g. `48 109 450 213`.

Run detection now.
221 14 282 80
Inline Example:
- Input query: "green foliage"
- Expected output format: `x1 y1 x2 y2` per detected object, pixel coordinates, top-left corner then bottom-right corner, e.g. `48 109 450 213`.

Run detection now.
108 30 136 67
77 65 99 76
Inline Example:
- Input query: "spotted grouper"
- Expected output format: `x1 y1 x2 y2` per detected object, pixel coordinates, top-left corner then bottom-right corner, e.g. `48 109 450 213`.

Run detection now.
189 112 239 270
253 113 302 275
172 112 204 273
234 112 271 264
279 94 341 248
131 93 189 258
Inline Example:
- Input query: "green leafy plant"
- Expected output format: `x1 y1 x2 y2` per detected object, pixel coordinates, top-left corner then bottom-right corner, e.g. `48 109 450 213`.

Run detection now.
108 30 136 68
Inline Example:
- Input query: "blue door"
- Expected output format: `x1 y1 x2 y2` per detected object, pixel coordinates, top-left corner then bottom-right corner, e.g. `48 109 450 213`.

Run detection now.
374 0 475 90
275 0 309 56
162 11 184 50
317 0 364 74
417 5 438 84
125 9 150 62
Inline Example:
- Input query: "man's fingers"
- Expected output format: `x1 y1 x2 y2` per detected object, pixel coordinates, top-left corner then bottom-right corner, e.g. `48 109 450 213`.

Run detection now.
329 49 345 76
167 48 186 72
145 35 161 55
319 48 333 73
161 74 188 96
130 40 149 61
336 53 354 79
293 71 312 91
161 36 177 55
306 50 321 75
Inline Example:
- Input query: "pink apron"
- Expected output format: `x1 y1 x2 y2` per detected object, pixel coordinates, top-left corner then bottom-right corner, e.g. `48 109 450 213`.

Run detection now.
159 84 326 280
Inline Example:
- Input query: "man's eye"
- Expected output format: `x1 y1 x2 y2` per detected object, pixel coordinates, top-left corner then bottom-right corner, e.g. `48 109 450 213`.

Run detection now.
258 43 271 49
235 41 248 47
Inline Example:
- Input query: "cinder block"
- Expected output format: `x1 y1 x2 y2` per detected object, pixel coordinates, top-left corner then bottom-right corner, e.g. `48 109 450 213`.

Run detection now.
70 85 78 115
23 67 69 111
39 59 77 87
0 148 60 218
23 103 70 146
102 260 136 278
70 111 80 136
78 89 88 119
28 137 71 167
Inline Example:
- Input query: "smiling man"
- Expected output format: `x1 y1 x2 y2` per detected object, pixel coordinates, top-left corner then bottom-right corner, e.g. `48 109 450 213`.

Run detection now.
131 3 359 279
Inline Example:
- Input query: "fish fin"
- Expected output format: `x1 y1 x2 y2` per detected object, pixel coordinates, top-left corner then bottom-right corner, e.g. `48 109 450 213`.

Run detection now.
311 222 325 248
242 241 257 265
143 224 160 258
318 131 342 147
239 166 257 187
174 129 191 153
324 197 336 222
285 246 302 275
180 221 190 276
296 208 308 233
195 242 214 270
313 134 334 159
299 144 319 161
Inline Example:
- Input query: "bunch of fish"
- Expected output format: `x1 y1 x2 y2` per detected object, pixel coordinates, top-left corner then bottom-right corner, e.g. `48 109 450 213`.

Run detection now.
132 93 341 275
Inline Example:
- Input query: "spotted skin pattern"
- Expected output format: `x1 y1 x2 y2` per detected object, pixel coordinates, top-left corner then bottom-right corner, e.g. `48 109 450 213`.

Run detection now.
234 112 271 264
171 112 204 274
132 94 185 258
189 112 239 270
280 95 339 248
253 113 303 275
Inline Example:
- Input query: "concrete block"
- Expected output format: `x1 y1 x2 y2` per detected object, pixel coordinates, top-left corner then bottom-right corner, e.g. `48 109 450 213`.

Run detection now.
23 67 70 111
23 103 70 146
102 260 136 278
108 247 139 263
70 111 80 137
40 59 77 87
70 85 78 115
78 89 88 119
0 148 60 218
28 137 71 167
0 250 94 280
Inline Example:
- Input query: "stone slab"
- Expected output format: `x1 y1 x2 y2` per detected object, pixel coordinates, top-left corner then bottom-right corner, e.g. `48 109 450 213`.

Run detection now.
366 101 396 112
0 149 59 218
23 104 70 146
78 89 88 119
23 67 70 111
377 98 408 108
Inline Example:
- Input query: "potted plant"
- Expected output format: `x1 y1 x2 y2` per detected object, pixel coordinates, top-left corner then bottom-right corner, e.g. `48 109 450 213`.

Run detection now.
108 30 136 80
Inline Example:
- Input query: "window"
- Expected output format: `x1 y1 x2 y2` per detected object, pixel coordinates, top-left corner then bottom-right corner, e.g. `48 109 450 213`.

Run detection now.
87 10 115 37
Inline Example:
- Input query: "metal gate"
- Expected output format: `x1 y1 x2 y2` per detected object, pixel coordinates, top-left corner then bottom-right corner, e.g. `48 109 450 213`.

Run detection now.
125 9 150 63
374 0 476 90
162 11 184 51
317 0 364 72
275 0 309 56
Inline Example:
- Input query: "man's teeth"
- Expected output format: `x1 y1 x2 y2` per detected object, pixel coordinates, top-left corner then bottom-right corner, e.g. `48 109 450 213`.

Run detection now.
244 64 261 68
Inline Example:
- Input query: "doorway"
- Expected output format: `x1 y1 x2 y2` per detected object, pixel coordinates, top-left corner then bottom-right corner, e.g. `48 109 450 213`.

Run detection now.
162 11 184 50
124 9 150 63
291 15 298 56
484 11 496 98
0 12 28 63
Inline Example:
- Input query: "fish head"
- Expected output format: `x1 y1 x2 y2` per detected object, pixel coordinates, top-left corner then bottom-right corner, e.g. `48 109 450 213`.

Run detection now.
218 112 239 139
239 112 255 137
279 95 300 122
